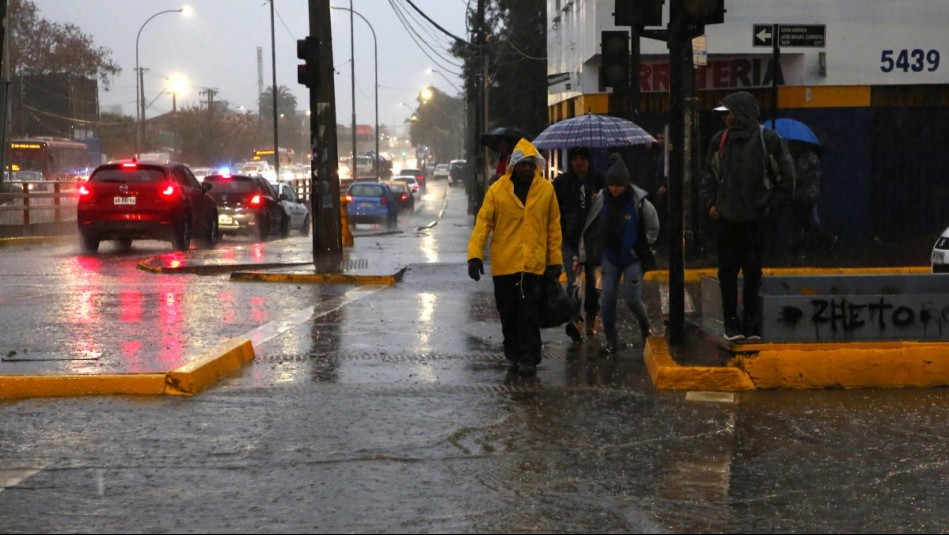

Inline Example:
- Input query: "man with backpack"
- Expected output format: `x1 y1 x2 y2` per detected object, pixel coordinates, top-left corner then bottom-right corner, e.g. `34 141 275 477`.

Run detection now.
700 91 795 342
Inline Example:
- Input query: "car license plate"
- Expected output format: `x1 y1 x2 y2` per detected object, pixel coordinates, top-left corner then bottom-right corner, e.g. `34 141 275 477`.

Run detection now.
358 202 374 209
114 196 136 205
219 215 234 225
933 250 945 264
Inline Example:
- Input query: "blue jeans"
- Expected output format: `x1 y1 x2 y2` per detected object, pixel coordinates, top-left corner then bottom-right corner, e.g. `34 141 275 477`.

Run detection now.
600 256 649 346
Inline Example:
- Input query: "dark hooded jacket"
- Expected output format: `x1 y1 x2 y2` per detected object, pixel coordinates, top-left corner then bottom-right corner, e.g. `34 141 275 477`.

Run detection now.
552 149 605 248
699 91 794 223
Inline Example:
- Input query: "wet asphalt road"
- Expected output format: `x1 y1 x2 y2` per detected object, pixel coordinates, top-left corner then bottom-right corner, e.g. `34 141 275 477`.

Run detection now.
1 180 947 533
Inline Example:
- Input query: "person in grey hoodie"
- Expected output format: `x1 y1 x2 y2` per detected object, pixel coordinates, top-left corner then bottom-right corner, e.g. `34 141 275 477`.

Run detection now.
577 153 660 354
700 91 794 342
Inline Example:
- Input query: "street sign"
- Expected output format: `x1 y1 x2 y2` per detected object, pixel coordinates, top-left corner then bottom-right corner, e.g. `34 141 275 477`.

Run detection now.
753 24 826 48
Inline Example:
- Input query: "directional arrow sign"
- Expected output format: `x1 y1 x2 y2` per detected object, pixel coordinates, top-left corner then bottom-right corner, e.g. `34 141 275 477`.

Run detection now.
754 24 826 48
753 24 773 47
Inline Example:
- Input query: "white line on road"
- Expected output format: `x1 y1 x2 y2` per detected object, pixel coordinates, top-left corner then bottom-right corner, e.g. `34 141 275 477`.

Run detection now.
0 468 44 493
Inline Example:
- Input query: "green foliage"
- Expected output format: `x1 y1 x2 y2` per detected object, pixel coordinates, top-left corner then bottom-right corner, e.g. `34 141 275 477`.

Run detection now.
409 87 465 162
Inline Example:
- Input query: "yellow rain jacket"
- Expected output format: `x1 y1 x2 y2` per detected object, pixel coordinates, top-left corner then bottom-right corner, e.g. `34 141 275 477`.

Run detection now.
467 138 563 276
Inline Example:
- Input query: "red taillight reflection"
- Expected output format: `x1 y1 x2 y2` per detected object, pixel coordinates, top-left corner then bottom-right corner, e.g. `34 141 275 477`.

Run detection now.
380 195 388 205
249 194 262 206
162 184 176 196
79 185 91 196
401 193 409 201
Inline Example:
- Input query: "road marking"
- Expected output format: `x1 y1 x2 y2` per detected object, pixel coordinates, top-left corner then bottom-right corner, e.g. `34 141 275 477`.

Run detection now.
0 468 43 493
244 287 381 346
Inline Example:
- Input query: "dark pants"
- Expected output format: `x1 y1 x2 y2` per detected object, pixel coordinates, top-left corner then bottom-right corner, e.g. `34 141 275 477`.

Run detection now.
493 272 544 365
717 219 764 323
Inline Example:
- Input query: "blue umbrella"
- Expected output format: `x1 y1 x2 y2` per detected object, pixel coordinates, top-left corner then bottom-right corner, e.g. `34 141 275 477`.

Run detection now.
532 113 656 150
763 118 820 145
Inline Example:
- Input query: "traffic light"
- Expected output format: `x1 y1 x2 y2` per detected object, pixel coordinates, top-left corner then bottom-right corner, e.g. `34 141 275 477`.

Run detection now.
296 36 320 88
599 31 630 91
681 0 725 25
614 0 664 27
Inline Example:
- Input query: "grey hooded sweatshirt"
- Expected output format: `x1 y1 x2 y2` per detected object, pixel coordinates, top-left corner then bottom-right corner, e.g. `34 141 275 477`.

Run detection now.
699 91 794 224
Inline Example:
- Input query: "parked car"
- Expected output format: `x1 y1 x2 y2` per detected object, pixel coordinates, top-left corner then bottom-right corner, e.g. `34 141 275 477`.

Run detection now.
398 167 426 193
345 182 398 229
387 181 415 213
14 170 47 191
77 160 219 253
433 164 450 180
392 175 420 196
932 225 949 273
203 173 289 240
275 182 310 235
448 159 467 187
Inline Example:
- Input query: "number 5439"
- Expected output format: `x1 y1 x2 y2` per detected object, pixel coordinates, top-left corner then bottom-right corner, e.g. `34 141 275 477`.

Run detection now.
881 49 940 72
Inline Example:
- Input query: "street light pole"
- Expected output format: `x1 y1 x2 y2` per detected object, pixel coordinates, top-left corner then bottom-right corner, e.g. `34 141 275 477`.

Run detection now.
136 8 183 156
331 6 378 180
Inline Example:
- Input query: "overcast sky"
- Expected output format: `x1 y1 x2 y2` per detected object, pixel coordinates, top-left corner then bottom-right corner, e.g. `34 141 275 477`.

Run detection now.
30 0 470 133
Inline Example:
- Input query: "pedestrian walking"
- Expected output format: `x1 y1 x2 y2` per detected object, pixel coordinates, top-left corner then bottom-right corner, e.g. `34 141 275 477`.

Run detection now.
552 146 605 342
467 138 563 376
578 153 659 355
787 140 837 257
700 91 794 342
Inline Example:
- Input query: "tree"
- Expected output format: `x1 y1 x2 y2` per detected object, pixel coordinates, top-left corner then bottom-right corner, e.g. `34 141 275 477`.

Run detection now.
174 104 260 167
409 87 465 162
6 0 121 89
258 85 299 121
258 85 303 158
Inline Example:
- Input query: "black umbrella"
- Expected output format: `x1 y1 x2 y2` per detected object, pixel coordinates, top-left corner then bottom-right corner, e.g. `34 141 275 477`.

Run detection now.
479 127 532 152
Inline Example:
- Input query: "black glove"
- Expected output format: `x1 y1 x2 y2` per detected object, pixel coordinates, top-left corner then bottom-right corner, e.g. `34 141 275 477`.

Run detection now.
545 264 562 280
468 258 484 281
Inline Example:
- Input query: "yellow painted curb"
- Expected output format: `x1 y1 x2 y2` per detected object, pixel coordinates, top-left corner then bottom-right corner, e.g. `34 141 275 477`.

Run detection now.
644 336 757 391
165 338 255 396
644 266 931 283
732 342 949 389
0 374 167 399
229 268 405 285
0 236 71 248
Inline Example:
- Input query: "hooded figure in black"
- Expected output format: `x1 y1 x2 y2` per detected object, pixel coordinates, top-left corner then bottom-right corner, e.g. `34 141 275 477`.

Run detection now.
699 91 794 342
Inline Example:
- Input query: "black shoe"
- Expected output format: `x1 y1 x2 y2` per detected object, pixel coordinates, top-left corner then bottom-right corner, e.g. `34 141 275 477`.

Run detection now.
506 358 519 373
639 320 652 342
743 317 761 342
565 321 583 342
723 318 745 342
599 343 618 355
517 362 537 376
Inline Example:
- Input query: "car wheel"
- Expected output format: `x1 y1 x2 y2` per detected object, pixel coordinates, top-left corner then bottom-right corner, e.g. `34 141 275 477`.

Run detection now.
301 214 310 236
201 213 219 248
280 213 290 238
116 238 133 250
257 214 270 241
79 230 100 253
172 216 192 251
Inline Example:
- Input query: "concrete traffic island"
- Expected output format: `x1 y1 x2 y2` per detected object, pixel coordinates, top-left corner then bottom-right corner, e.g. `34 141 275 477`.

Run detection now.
645 269 949 391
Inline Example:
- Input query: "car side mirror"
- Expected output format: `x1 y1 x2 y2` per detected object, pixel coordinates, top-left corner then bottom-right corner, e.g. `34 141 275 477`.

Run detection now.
202 182 213 193
279 193 289 201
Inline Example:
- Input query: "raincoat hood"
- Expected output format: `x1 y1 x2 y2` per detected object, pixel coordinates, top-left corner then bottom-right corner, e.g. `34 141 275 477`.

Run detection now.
505 138 546 173
719 91 760 133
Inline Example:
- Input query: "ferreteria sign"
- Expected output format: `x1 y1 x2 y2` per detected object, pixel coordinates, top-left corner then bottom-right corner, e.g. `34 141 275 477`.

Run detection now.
639 56 784 93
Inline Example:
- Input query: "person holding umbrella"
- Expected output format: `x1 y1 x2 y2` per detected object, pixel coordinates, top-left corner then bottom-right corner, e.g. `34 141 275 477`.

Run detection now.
786 140 838 257
553 146 605 341
467 138 562 377
700 91 794 342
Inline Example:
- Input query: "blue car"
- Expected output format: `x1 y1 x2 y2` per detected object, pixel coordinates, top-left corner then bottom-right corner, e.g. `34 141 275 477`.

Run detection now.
346 181 398 229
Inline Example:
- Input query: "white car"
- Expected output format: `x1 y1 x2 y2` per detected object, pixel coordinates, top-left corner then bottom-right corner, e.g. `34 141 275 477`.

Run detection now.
433 164 450 180
932 226 949 273
275 182 310 235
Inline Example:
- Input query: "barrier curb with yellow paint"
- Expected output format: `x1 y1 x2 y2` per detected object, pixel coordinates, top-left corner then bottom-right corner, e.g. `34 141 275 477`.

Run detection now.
644 334 949 391
229 266 406 285
0 338 255 400
644 265 932 284
0 236 70 248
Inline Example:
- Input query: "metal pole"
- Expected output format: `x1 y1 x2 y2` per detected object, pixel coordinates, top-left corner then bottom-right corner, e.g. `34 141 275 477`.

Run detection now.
771 24 779 129
349 0 357 173
332 7 378 181
270 0 280 178
135 9 182 157
667 0 687 344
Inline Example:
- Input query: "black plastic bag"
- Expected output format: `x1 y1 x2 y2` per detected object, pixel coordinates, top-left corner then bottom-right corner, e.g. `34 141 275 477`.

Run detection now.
541 273 572 328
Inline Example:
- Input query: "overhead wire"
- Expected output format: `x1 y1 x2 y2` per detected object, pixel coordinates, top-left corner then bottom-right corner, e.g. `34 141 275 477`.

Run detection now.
387 0 462 76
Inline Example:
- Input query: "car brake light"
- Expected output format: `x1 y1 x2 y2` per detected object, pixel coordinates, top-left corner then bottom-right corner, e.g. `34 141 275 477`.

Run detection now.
380 195 388 205
345 194 353 203
250 194 262 206
401 194 409 201
162 184 176 196
122 162 138 169
79 185 91 196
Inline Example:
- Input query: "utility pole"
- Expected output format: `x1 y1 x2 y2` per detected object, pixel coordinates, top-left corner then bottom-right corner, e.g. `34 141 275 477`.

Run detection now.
269 0 280 179
0 0 8 184
472 0 486 216
305 0 342 263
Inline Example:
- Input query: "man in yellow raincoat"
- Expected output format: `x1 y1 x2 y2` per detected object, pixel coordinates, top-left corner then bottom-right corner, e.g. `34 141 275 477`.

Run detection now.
467 138 563 376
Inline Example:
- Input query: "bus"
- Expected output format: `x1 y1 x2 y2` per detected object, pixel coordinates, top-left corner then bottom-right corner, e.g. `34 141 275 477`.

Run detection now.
252 147 293 169
5 137 92 181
